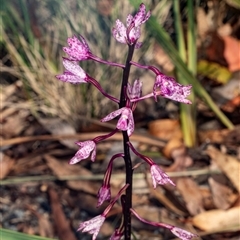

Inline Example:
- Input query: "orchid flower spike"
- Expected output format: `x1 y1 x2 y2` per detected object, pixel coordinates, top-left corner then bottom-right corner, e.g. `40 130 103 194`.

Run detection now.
69 140 96 164
56 58 87 84
63 35 92 61
112 3 150 48
101 107 134 136
153 75 192 104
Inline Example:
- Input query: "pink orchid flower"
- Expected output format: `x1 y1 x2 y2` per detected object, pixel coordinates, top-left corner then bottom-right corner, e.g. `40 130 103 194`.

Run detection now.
112 3 150 48
69 140 96 164
150 164 175 188
63 35 91 61
77 214 105 240
56 59 87 84
97 184 111 207
153 75 192 104
127 79 142 99
101 107 134 136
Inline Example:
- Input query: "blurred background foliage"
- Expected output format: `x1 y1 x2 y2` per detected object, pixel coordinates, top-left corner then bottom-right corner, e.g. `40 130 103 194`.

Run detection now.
0 0 237 132
1 0 157 128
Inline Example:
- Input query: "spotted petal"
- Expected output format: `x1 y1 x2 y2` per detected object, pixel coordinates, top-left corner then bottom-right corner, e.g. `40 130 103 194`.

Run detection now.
77 215 105 240
63 35 91 61
150 164 175 188
69 140 96 164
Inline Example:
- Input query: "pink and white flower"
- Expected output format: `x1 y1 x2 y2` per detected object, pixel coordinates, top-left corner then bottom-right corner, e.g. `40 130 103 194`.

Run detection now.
150 164 175 188
131 208 198 240
56 59 87 84
69 140 96 164
63 35 91 61
97 184 111 207
78 184 129 240
127 79 142 100
112 3 150 48
77 214 105 240
101 107 134 136
153 75 192 104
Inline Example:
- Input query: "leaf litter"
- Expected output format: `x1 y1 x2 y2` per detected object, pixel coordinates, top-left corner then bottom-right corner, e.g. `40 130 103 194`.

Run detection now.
1 1 240 240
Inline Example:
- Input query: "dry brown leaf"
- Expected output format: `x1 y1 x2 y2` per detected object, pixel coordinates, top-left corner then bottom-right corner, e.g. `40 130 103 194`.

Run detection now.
148 119 182 141
38 118 78 150
133 205 162 223
48 188 77 240
176 177 204 216
163 138 183 159
168 146 193 172
37 215 54 238
206 145 240 192
0 153 15 179
197 7 211 44
192 206 240 232
147 177 187 216
198 128 232 144
209 176 238 210
199 186 215 210
1 111 28 138
44 154 100 194
221 96 240 112
0 81 22 108
223 36 240 72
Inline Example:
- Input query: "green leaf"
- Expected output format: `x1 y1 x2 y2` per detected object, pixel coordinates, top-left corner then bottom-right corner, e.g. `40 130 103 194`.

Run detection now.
197 60 232 84
146 16 234 129
0 228 57 240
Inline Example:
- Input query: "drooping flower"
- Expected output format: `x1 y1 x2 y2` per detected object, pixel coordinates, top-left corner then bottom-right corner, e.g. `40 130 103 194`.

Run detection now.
69 140 96 164
131 208 198 240
127 79 142 100
153 75 192 104
97 184 111 207
77 214 105 240
63 35 92 61
170 226 198 240
78 184 129 240
150 164 175 188
112 3 150 48
101 107 134 136
56 59 87 84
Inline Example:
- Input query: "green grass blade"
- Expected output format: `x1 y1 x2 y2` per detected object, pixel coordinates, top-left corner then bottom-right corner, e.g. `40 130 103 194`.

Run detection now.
173 0 196 147
173 0 187 62
146 16 234 129
0 228 57 240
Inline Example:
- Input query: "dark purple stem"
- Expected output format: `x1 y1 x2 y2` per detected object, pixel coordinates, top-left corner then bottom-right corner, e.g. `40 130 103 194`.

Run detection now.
119 44 135 240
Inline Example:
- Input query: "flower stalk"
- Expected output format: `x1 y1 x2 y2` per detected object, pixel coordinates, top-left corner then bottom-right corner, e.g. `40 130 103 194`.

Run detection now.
56 3 197 239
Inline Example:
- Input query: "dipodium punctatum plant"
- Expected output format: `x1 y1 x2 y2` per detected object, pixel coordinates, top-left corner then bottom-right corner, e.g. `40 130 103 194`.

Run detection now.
56 3 197 240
